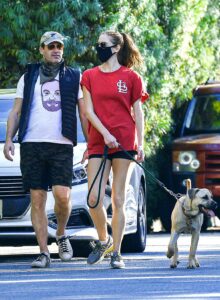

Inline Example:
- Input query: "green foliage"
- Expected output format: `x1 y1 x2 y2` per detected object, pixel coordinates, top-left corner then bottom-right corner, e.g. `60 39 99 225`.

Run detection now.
0 0 219 229
0 0 103 86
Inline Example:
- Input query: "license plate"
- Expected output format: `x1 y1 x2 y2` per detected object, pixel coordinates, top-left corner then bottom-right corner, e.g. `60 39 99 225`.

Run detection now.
0 199 2 219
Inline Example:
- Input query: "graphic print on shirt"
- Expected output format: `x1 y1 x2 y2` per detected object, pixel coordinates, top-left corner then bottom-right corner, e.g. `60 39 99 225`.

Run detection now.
117 80 128 94
117 80 128 93
41 79 61 112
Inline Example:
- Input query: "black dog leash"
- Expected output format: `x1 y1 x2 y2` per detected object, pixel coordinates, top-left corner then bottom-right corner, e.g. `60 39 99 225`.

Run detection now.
117 144 183 200
87 146 109 209
87 144 183 209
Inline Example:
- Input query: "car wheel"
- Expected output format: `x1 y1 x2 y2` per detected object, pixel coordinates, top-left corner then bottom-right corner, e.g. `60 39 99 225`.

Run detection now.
121 184 147 253
70 240 94 257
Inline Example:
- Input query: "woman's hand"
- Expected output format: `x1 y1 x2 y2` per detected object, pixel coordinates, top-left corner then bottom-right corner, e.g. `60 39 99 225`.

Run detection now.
103 132 119 149
137 145 145 162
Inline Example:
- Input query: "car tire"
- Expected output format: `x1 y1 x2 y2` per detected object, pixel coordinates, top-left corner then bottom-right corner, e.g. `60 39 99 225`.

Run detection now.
70 240 94 258
121 184 147 253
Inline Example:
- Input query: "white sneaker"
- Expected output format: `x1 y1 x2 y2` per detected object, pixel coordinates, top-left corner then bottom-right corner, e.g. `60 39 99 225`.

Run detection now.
56 235 73 261
31 252 51 268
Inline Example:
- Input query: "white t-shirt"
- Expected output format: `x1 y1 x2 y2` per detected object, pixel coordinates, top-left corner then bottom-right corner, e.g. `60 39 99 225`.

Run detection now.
16 73 83 144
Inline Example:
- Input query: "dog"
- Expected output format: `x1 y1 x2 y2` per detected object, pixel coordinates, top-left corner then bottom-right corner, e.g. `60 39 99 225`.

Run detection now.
166 179 217 269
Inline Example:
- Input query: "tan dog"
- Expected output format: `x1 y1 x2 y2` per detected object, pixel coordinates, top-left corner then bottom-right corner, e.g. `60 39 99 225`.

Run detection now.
167 179 217 268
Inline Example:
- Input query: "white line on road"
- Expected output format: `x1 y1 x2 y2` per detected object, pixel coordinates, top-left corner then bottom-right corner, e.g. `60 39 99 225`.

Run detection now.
1 274 220 284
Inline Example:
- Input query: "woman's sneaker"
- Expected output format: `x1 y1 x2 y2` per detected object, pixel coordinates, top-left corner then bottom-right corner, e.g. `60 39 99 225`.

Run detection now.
87 235 113 265
110 252 125 269
56 235 73 261
31 252 51 268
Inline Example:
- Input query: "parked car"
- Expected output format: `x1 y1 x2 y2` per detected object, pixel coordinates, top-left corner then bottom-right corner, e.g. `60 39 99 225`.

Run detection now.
0 89 147 255
159 81 220 231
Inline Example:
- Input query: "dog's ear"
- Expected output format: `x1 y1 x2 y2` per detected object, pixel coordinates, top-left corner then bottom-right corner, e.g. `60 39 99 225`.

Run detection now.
188 188 199 200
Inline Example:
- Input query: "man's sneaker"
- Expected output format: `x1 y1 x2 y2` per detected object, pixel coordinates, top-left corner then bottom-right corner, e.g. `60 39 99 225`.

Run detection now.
31 252 51 268
57 235 73 261
87 235 113 265
110 252 125 269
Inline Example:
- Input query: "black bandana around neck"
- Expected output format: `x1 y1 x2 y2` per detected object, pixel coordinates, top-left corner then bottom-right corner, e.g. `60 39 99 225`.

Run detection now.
39 59 64 84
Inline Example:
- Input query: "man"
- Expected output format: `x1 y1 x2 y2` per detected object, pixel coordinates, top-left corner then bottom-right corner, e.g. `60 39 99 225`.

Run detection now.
3 31 87 268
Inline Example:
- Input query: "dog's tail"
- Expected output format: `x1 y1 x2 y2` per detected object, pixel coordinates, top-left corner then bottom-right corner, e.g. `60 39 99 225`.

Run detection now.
185 178 192 191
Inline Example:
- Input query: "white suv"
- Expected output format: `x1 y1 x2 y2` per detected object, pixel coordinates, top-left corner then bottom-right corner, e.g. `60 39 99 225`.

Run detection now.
0 89 147 256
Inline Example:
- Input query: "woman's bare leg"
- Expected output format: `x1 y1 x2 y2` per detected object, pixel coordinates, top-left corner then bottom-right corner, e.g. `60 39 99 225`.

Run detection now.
87 158 111 241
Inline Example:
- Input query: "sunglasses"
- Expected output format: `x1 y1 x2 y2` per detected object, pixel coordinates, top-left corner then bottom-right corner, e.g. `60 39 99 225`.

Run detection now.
96 42 116 49
47 43 64 50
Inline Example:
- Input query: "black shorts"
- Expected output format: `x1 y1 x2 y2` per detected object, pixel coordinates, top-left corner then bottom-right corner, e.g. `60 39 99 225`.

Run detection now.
20 142 73 191
89 150 137 161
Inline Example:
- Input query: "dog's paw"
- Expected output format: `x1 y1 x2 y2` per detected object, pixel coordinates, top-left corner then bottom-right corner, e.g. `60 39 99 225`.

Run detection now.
187 264 196 269
194 258 200 267
170 258 179 268
170 262 178 268
170 264 177 268
187 261 196 269
170 260 180 268
187 257 200 269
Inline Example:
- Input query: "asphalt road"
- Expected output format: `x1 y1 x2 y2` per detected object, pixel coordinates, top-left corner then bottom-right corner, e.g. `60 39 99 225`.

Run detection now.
0 232 220 300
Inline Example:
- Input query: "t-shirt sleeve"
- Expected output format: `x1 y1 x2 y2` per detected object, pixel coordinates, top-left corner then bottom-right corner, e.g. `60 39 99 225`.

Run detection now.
81 70 91 92
131 72 149 105
15 74 25 99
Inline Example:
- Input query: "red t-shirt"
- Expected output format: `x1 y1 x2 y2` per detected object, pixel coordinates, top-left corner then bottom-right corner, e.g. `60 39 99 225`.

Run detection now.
81 66 147 155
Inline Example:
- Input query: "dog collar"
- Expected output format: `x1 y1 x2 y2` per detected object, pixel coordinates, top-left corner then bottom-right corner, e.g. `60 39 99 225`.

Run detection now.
182 206 201 218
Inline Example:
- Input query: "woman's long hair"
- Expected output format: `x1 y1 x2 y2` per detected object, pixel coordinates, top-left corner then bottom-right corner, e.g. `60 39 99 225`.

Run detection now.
103 30 143 68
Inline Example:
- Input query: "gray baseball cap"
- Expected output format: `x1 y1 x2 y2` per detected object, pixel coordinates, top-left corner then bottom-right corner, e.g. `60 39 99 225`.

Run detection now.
40 31 64 46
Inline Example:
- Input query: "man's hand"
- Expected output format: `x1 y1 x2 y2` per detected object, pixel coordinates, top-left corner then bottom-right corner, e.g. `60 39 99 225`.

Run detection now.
3 140 15 161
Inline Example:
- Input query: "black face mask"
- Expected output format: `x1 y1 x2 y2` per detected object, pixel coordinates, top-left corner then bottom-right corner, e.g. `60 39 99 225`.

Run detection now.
96 45 116 63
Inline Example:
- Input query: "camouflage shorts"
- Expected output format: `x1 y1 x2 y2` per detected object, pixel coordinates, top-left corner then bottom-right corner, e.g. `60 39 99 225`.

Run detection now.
20 142 73 191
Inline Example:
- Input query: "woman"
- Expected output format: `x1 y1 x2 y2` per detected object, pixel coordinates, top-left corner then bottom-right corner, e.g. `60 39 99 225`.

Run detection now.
81 30 148 269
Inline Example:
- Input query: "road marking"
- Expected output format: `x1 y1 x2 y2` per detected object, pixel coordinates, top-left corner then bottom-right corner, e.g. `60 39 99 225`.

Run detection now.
150 294 220 299
0 274 220 284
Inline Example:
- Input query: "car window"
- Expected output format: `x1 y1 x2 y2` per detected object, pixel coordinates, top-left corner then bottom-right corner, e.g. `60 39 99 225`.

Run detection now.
0 99 86 143
171 101 189 138
186 95 220 133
